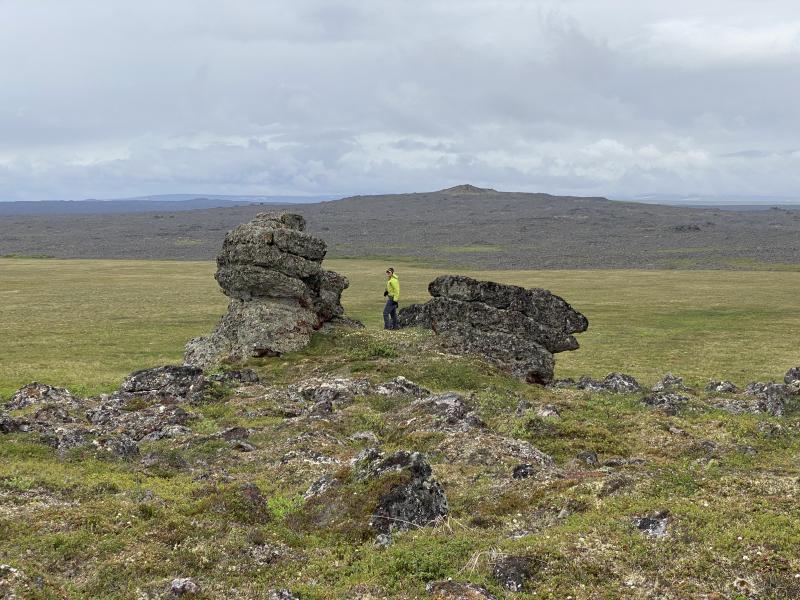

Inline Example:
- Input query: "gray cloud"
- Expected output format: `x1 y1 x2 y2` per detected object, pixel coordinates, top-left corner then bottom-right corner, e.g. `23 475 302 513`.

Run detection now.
1 0 799 200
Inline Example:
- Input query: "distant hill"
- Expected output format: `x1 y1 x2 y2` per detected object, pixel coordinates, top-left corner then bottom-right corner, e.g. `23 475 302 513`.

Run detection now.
2 185 800 269
0 194 339 216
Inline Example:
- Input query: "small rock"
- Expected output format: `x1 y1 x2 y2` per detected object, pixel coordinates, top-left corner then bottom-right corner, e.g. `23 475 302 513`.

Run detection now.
5 382 81 410
493 555 535 592
601 372 642 393
207 368 260 385
121 365 206 403
514 399 532 416
374 533 392 548
642 391 689 415
652 373 687 392
632 510 670 538
706 380 739 393
349 431 380 444
784 366 800 387
512 464 538 479
375 376 430 397
576 450 599 467
171 577 200 596
535 404 560 418
355 449 449 534
230 440 256 452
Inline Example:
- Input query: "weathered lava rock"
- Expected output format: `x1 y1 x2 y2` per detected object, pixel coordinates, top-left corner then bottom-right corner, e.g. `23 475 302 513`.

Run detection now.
493 555 537 592
356 449 449 534
5 382 81 410
184 212 358 368
120 365 206 403
398 275 587 384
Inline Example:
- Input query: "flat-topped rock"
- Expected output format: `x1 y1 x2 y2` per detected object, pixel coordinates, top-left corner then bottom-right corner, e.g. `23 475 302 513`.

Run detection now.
398 275 587 384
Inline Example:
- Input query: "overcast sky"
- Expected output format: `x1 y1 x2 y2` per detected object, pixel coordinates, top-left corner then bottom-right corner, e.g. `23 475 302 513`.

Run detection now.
1 0 799 201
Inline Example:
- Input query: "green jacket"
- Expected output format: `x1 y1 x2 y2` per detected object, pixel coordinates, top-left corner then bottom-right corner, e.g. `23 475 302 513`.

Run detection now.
386 275 400 302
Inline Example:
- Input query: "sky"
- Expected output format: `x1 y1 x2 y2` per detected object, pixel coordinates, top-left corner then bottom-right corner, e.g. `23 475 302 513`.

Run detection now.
1 0 799 201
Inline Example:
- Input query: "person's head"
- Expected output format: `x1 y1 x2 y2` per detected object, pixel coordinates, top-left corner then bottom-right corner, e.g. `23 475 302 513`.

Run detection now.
385 267 394 279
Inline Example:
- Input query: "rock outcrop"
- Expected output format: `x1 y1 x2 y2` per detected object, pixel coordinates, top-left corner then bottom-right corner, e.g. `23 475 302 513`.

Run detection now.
185 212 358 368
398 275 588 384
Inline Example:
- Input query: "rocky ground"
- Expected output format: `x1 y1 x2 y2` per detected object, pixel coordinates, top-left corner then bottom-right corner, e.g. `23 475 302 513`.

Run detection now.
1 327 799 599
3 186 800 269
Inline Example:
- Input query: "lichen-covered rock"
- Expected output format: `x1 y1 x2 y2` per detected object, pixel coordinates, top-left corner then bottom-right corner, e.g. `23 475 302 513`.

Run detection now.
578 373 641 393
706 380 739 393
170 577 200 596
741 382 792 416
642 391 689 415
120 365 206 403
652 373 687 392
493 556 536 592
185 212 358 368
5 382 81 410
398 275 587 384
354 449 449 534
784 366 800 387
632 510 670 538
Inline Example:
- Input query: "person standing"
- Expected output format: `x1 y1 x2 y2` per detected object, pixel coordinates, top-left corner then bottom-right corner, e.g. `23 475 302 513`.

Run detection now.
383 267 400 330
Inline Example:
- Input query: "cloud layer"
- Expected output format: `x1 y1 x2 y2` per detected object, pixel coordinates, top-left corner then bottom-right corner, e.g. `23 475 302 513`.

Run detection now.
1 0 799 200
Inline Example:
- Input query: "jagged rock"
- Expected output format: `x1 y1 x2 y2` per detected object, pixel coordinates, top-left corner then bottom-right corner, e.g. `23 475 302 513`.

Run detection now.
92 435 139 460
5 382 81 410
170 577 200 596
184 212 358 367
437 433 554 469
652 373 687 392
642 391 689 415
207 368 260 385
411 392 485 429
87 403 196 441
42 427 91 453
398 275 587 384
493 556 536 592
291 377 372 406
120 365 206 403
576 450 600 467
706 380 739 393
785 366 800 388
633 510 670 538
512 464 538 479
742 382 792 416
355 449 449 534
535 403 560 418
0 414 28 433
375 376 430 397
601 373 642 393
578 373 641 393
426 581 498 599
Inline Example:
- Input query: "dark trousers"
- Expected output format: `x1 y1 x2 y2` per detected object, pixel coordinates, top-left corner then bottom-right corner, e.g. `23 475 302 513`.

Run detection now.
383 298 398 329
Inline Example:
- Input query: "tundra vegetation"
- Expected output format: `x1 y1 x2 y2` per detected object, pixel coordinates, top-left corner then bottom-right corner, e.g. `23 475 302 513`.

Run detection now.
1 256 799 598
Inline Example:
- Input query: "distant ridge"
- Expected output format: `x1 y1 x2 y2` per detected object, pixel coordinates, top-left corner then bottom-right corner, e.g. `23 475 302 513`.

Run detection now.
438 184 497 194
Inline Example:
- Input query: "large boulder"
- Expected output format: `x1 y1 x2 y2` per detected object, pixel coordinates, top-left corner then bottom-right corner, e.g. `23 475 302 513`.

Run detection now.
398 275 588 384
185 213 358 368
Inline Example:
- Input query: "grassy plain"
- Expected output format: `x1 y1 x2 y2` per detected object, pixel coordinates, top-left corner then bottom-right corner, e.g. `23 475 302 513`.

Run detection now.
2 257 799 398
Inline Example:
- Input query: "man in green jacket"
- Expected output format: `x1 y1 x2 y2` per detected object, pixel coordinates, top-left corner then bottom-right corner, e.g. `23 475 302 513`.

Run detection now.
383 267 400 330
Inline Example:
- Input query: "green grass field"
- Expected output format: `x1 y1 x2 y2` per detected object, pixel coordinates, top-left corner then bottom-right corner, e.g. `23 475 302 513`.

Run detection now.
1 257 798 398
